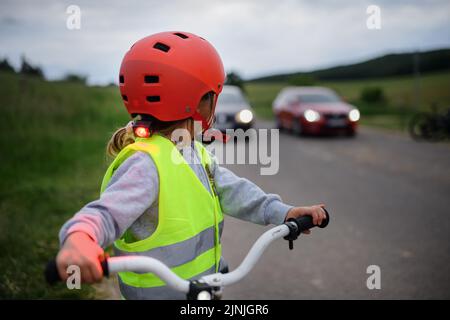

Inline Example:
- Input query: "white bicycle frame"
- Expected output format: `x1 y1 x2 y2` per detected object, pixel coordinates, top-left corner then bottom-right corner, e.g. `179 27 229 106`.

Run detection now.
45 210 328 299
107 223 294 300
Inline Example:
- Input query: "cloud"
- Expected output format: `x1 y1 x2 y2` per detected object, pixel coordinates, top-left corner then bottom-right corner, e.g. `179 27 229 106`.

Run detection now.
0 0 449 84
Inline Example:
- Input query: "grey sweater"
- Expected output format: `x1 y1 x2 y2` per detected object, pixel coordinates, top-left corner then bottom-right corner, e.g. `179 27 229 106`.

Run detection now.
59 143 293 248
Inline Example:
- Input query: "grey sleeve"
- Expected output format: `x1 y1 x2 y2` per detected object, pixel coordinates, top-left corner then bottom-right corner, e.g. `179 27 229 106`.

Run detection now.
58 152 158 248
208 152 293 226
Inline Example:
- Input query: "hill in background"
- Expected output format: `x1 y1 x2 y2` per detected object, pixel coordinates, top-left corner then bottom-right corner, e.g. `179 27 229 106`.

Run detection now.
250 48 450 82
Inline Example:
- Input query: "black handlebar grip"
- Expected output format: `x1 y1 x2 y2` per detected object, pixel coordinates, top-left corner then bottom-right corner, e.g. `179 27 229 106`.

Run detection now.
44 257 109 285
44 260 61 284
100 257 109 277
291 208 330 234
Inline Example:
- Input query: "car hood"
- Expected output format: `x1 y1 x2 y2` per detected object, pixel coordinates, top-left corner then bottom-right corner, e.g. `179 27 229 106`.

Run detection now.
298 102 354 114
215 102 252 114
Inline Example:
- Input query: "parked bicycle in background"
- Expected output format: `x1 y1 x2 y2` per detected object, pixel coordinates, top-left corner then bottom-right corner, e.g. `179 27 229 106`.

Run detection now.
409 104 450 142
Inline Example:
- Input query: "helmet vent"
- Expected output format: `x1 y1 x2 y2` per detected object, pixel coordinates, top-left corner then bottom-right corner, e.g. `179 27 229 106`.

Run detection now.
174 33 188 39
146 96 161 103
153 42 170 52
119 75 124 83
144 75 159 83
122 95 128 101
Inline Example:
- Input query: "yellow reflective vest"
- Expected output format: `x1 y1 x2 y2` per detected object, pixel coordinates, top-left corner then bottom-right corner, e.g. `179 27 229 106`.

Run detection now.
100 134 223 299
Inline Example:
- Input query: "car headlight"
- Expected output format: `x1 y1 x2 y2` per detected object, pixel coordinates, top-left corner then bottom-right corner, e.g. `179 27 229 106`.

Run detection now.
304 109 320 122
349 109 360 122
236 109 253 124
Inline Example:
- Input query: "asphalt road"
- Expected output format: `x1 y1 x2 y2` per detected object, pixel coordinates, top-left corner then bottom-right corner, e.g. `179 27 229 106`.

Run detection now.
216 121 450 299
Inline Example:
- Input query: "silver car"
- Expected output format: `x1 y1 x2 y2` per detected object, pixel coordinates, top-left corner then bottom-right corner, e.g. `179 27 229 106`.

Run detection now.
214 85 254 131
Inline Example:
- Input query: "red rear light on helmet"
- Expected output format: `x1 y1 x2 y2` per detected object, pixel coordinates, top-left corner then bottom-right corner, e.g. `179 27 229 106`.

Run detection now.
134 126 150 138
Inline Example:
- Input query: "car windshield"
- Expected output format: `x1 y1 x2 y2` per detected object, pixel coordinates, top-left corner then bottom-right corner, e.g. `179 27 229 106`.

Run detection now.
298 93 341 103
217 92 246 104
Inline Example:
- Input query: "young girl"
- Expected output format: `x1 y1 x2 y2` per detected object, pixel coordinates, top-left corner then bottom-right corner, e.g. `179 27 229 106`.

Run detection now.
56 31 326 299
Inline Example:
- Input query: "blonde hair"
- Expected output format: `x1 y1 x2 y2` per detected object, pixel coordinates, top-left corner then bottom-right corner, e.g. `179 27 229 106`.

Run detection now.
106 121 136 158
106 117 194 158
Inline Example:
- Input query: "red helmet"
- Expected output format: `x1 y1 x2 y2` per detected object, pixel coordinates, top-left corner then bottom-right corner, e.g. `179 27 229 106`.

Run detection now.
119 31 225 127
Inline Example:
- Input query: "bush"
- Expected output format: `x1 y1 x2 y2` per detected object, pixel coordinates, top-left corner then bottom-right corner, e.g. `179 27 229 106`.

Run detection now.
0 58 15 73
63 73 87 84
20 55 44 78
225 71 246 93
360 86 386 104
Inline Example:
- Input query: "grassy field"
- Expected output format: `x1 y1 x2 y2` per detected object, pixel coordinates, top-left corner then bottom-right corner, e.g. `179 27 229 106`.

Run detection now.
245 71 450 131
0 71 128 298
0 69 448 299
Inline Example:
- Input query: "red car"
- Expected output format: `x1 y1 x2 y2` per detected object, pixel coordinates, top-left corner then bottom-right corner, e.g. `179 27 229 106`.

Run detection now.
273 87 360 136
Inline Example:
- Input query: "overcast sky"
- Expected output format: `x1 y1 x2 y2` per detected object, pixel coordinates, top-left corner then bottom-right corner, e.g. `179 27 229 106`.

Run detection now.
0 0 449 84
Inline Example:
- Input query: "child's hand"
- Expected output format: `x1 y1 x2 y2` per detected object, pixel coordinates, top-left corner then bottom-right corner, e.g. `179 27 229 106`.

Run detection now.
284 204 327 234
56 231 104 283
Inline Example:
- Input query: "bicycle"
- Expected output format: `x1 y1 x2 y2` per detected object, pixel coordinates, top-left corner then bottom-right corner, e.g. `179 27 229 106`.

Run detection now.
45 209 330 300
409 105 450 141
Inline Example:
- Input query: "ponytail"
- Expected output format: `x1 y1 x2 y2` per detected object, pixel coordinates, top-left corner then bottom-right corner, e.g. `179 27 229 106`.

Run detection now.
106 121 135 157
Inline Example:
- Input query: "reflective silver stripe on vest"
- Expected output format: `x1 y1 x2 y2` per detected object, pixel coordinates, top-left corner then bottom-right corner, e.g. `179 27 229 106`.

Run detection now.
115 224 219 268
118 265 217 300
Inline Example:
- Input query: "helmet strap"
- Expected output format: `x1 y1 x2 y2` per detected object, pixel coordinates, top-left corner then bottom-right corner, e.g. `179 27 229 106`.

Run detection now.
191 111 211 132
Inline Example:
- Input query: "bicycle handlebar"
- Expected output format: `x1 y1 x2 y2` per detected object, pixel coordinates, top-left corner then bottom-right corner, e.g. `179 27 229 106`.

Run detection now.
44 256 109 285
45 208 330 297
292 208 330 232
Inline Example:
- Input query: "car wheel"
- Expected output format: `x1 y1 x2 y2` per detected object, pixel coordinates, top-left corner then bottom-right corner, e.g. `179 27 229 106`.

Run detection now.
346 128 356 137
275 116 284 131
292 118 302 136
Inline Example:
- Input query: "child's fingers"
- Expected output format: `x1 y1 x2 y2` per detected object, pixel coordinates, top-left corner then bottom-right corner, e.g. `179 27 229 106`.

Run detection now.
90 260 104 282
57 262 69 281
96 245 104 256
317 208 325 225
81 266 94 283
315 205 326 225
310 209 319 225
56 254 69 281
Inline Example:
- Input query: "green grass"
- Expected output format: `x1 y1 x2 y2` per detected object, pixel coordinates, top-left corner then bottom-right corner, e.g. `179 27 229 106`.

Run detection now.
1 69 449 298
245 71 450 131
0 72 128 298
